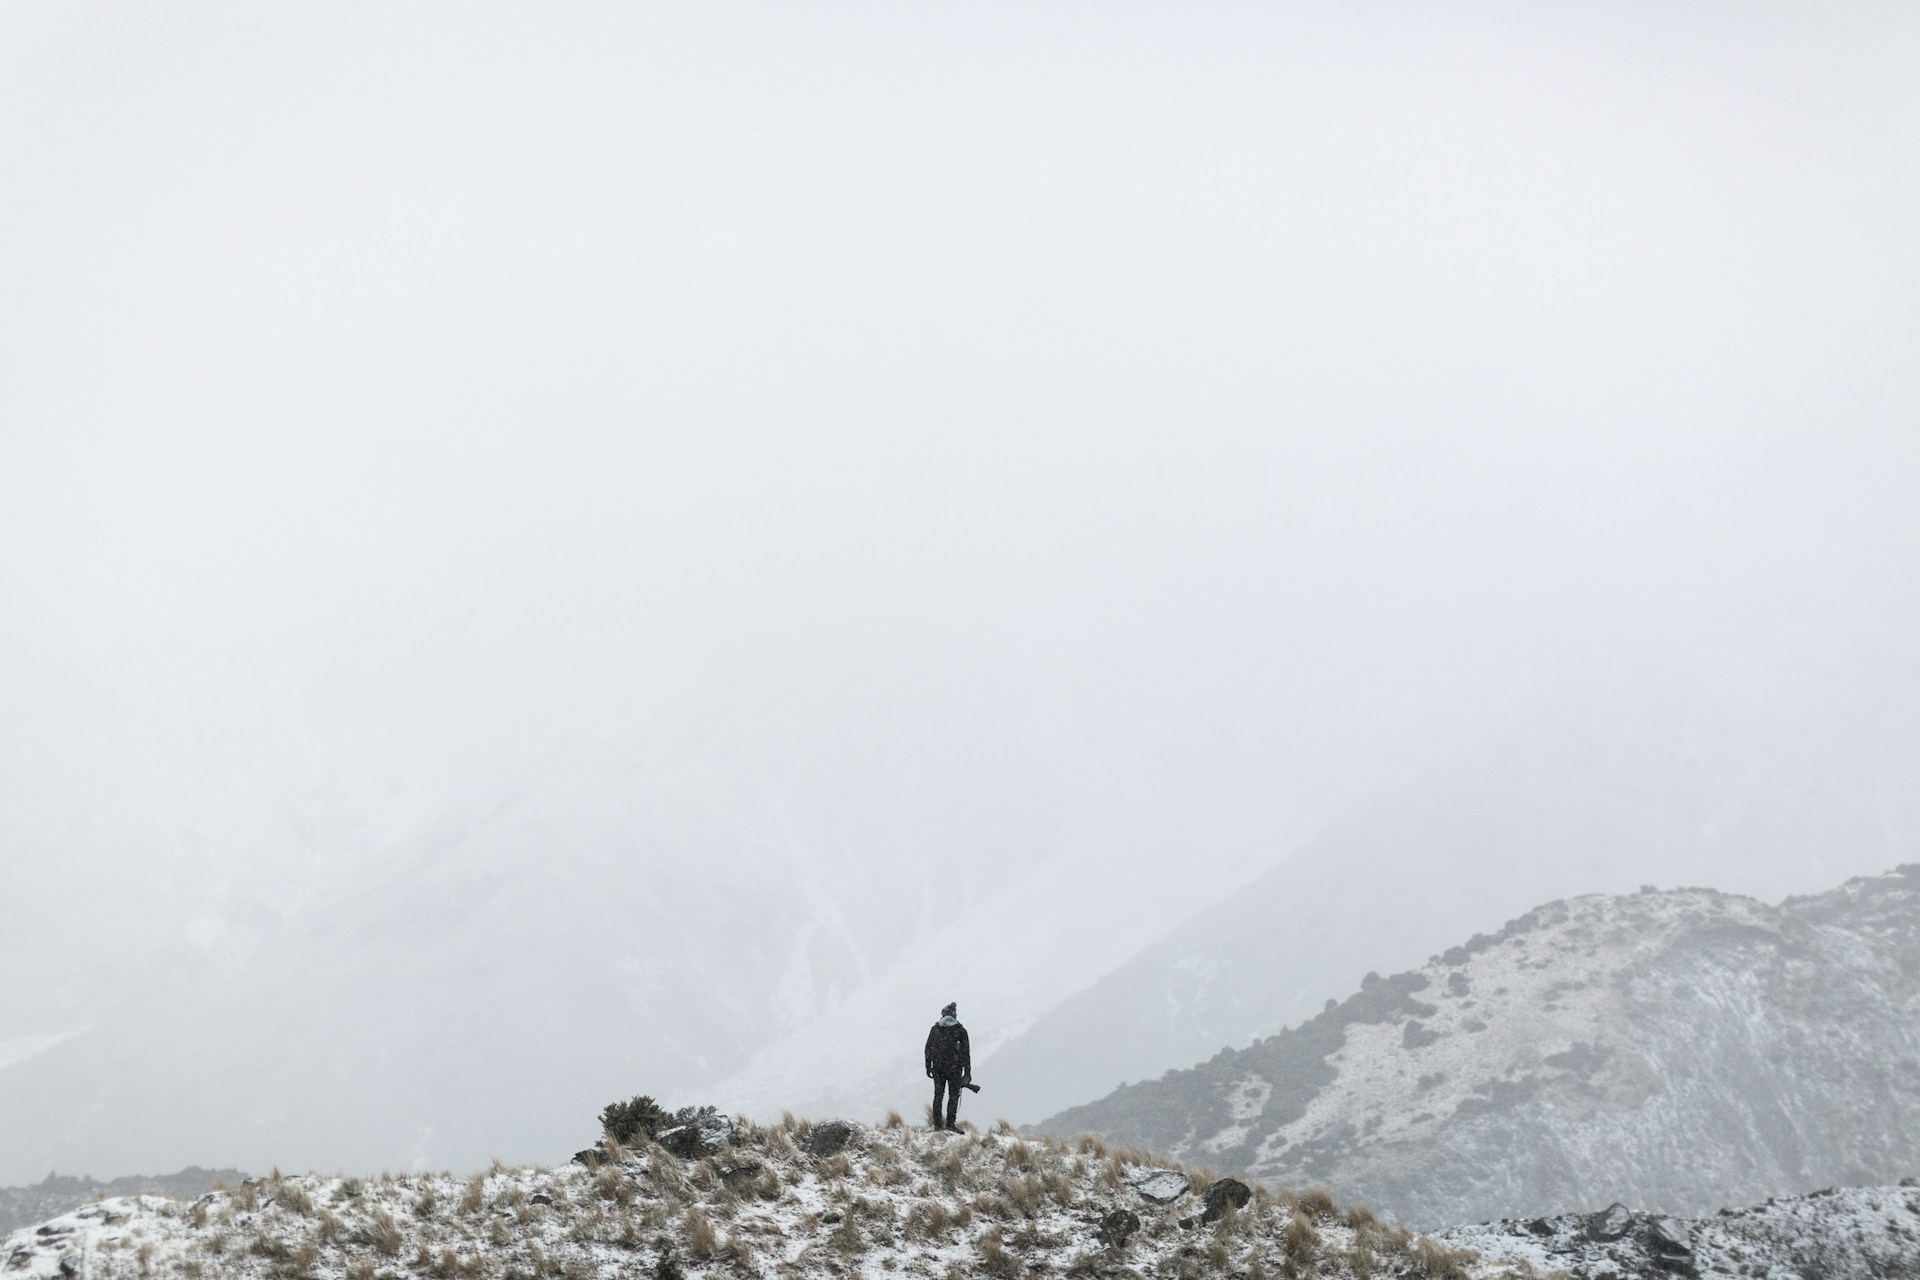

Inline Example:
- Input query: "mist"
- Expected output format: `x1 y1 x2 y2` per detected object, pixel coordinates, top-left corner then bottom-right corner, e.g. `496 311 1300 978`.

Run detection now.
3 3 1918 1183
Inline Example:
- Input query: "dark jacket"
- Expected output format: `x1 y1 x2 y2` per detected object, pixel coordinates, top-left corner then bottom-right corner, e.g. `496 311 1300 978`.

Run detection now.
925 1018 970 1079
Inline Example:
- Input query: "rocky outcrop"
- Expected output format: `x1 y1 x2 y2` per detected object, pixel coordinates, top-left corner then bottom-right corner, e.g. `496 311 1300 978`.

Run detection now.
1201 1178 1252 1223
804 1120 859 1157
1095 1207 1141 1247
1125 1168 1190 1203
1440 1183 1920 1280
655 1107 734 1158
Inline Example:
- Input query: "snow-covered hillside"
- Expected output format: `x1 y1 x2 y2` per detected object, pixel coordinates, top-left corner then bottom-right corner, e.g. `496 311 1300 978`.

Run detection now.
0 1118 1497 1280
1031 865 1920 1227
1437 1184 1920 1280
7 1117 1917 1280
985 654 1920 1123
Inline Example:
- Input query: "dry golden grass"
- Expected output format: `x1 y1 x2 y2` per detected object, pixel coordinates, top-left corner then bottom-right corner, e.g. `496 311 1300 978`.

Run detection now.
1283 1209 1321 1271
1298 1185 1338 1218
687 1210 719 1260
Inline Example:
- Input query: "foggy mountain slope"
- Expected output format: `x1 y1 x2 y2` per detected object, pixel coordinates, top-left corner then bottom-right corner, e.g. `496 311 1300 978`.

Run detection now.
0 719 1270 1185
0 737 932 1184
1029 865 1920 1228
983 651 1920 1123
705 813 1273 1126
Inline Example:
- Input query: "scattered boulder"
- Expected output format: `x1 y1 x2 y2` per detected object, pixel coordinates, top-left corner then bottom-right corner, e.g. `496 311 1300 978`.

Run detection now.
717 1157 763 1184
657 1106 735 1158
572 1147 608 1169
1201 1178 1253 1223
1125 1168 1191 1203
1585 1202 1635 1241
806 1119 860 1157
531 1192 555 1206
1096 1208 1142 1247
1646 1216 1697 1274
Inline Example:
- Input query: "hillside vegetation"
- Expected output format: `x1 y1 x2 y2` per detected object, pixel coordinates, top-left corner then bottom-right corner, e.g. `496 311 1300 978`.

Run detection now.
1 1115 1507 1280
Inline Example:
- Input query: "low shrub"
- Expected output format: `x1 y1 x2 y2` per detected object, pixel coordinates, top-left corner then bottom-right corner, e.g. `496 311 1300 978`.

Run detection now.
602 1095 670 1146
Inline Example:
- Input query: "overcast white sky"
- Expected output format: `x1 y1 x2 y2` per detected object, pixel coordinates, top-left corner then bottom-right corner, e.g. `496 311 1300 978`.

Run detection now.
3 2 1918 1085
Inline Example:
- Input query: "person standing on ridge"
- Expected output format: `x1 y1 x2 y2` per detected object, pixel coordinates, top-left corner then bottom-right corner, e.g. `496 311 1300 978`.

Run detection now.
924 1001 971 1131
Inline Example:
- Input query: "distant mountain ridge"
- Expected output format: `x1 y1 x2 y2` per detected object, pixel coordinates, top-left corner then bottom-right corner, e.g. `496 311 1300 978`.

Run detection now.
1030 865 1920 1228
983 654 1920 1124
0 1168 244 1235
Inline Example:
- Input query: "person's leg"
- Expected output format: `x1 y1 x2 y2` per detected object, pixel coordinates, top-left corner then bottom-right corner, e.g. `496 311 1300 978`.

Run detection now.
943 1074 961 1130
932 1075 949 1129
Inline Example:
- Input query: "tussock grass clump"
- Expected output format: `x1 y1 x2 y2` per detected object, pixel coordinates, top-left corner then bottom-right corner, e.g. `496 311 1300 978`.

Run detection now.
461 1172 488 1215
273 1176 315 1217
1298 1185 1338 1219
1283 1209 1322 1272
828 1213 867 1256
975 1230 1023 1278
1414 1236 1474 1280
1002 1173 1045 1218
248 1228 291 1260
591 1166 637 1205
365 1208 404 1256
686 1210 719 1260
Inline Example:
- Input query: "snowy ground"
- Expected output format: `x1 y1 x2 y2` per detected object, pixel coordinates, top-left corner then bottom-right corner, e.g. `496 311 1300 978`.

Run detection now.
1437 1182 1920 1280
0 1116 1515 1280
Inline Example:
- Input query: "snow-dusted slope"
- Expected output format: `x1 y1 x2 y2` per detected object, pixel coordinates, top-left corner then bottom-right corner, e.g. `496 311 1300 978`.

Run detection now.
985 653 1920 1124
0 1120 1502 1280
1438 1184 1920 1280
1031 866 1920 1227
6 1120 1916 1280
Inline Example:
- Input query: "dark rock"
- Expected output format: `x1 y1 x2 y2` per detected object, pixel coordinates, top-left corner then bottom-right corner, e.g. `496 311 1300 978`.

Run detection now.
573 1147 608 1169
531 1192 555 1206
717 1157 763 1184
1585 1203 1634 1241
1643 1217 1697 1274
806 1119 860 1157
1125 1168 1190 1203
1096 1207 1141 1247
1201 1178 1253 1223
657 1106 735 1158
1402 1020 1441 1049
